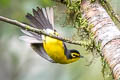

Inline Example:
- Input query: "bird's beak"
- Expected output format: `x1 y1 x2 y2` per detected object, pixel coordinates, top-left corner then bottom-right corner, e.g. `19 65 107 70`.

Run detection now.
80 55 84 58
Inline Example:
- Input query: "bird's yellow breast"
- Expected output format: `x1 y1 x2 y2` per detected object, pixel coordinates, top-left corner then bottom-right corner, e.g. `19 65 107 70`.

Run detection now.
43 35 80 64
43 36 68 63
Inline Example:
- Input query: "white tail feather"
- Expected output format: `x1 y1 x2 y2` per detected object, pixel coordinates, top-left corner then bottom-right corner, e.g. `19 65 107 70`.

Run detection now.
46 8 51 25
19 36 42 43
50 8 54 28
21 29 34 37
42 7 54 30
42 8 47 19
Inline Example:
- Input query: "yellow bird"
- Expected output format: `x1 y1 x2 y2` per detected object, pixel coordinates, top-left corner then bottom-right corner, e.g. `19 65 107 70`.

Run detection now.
20 7 83 64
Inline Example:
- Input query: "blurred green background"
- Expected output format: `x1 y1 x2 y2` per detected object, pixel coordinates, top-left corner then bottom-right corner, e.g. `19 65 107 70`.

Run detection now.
0 0 120 80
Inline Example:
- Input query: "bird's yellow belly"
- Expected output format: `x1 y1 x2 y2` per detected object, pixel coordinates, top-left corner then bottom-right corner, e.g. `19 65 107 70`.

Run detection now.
43 36 68 63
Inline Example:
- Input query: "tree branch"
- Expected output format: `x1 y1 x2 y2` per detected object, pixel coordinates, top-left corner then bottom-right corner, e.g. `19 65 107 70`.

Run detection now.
0 16 88 46
81 0 120 79
100 0 120 23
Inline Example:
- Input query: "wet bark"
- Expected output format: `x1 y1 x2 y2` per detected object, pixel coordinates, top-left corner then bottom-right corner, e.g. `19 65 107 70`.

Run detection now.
81 0 120 80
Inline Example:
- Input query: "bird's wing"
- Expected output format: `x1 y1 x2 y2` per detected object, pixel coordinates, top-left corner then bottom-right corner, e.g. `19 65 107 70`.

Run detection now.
45 7 54 28
20 30 55 63
19 29 42 43
31 43 55 63
63 42 71 59
26 7 54 30
21 7 56 43
19 36 42 43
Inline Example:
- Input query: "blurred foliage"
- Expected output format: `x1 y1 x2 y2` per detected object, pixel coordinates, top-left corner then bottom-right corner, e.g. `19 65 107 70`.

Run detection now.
0 0 10 7
0 0 120 80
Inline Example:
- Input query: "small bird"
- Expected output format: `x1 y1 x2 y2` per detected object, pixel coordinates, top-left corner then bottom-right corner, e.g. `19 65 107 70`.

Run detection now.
20 7 83 64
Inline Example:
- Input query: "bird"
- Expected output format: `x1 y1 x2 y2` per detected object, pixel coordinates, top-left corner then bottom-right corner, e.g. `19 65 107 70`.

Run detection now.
20 7 83 64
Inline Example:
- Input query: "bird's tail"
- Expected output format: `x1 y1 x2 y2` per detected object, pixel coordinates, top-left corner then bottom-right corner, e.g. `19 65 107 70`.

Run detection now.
19 7 56 63
20 7 55 43
26 7 54 30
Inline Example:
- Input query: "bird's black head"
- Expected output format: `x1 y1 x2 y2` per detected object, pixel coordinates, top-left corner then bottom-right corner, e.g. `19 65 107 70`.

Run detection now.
64 49 83 63
69 49 83 59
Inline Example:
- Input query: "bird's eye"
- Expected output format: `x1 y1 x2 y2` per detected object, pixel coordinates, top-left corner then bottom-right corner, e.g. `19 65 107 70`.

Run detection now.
71 53 80 58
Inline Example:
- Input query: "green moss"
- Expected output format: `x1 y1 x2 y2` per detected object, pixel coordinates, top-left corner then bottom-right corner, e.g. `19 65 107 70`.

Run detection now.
90 0 96 3
64 0 113 79
101 58 114 80
65 0 99 53
25 25 30 31
99 0 120 25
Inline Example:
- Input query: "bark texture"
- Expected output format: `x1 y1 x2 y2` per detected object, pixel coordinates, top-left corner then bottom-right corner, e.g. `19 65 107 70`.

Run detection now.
81 0 120 80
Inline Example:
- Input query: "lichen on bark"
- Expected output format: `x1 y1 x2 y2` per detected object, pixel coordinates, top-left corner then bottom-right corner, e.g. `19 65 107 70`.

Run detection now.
53 0 120 79
65 0 100 54
64 0 119 79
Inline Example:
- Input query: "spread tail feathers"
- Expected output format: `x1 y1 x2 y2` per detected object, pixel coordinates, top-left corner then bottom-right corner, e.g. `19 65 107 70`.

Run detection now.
26 7 54 30
20 7 55 43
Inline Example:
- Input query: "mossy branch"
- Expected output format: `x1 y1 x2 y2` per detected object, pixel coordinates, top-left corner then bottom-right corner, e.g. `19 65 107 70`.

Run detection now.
0 16 90 46
99 0 120 23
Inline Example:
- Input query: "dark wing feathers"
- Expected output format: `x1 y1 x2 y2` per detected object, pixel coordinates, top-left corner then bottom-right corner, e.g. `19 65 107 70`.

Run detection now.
26 7 53 30
20 7 56 63
31 43 55 63
32 9 45 29
36 7 49 28
26 13 43 29
23 7 55 42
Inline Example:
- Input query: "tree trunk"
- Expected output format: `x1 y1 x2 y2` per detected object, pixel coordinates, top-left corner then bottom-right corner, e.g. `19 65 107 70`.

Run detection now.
81 0 120 80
